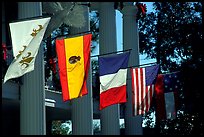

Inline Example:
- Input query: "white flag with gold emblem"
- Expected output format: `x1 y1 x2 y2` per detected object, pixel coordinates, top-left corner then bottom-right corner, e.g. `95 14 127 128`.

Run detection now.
3 17 51 83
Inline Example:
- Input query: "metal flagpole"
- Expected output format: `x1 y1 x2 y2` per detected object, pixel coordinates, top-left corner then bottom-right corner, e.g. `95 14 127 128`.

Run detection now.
91 49 132 58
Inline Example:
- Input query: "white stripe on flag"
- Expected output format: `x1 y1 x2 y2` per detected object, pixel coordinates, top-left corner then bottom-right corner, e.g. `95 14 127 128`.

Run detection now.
132 67 155 116
142 68 146 114
146 85 154 113
164 92 176 119
137 68 146 115
100 69 127 94
138 68 141 114
132 68 137 116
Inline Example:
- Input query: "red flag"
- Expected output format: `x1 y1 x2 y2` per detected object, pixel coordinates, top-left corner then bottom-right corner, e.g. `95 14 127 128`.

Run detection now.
2 43 7 60
49 58 56 74
155 72 180 121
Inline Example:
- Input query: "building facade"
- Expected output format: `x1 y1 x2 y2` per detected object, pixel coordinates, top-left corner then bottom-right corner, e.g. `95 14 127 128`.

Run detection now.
2 2 142 135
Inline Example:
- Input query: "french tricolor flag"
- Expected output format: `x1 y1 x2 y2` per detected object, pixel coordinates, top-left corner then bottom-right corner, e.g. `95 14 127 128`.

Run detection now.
98 52 130 110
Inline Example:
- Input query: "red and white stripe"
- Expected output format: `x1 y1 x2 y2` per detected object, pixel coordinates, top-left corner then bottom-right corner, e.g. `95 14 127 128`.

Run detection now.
131 68 154 116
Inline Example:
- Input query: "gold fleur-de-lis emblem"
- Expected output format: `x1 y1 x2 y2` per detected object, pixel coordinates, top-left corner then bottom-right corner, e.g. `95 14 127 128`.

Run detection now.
31 25 43 37
19 52 34 69
16 45 27 59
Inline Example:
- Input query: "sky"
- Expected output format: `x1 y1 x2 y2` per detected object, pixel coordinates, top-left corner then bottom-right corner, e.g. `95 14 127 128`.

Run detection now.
92 2 156 65
116 2 156 65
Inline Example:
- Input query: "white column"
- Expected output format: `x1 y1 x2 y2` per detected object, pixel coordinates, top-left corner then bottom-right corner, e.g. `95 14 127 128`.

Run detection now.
99 2 120 135
18 2 46 135
122 2 143 135
69 3 93 135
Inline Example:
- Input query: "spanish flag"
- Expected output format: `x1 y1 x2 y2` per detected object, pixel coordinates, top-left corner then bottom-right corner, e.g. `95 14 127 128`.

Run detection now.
56 33 92 101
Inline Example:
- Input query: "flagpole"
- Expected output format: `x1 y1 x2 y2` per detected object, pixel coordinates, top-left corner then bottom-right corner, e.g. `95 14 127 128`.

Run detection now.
91 48 132 58
56 31 92 39
44 30 92 42
128 62 157 68
10 15 51 23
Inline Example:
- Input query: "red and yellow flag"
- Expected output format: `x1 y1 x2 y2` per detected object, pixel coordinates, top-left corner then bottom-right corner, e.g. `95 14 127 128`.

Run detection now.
56 33 92 101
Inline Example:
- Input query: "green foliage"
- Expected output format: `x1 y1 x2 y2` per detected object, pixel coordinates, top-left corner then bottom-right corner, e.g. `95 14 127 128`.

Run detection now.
90 11 99 51
138 2 202 72
93 120 101 134
139 2 203 135
159 111 203 135
51 119 102 135
52 120 72 135
142 106 155 128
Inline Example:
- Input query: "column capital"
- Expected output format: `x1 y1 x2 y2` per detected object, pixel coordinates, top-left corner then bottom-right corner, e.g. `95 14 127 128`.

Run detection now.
121 4 138 16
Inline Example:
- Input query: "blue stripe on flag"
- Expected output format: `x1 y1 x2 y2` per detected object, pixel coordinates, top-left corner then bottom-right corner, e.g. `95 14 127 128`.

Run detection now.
99 52 130 76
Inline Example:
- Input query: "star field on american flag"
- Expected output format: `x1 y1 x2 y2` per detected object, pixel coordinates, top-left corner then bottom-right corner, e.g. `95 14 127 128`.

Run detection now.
164 72 181 93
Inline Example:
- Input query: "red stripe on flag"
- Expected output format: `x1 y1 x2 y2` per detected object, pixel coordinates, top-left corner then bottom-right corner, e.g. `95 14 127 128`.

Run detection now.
80 34 91 96
56 39 70 101
145 86 149 113
131 68 155 116
100 85 127 110
155 74 166 121
131 68 136 116
140 68 145 115
132 68 139 115
136 68 140 114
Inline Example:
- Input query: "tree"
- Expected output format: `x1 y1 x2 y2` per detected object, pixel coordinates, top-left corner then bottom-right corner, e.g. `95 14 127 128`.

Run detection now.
93 120 101 135
52 120 72 135
139 2 203 135
139 2 202 72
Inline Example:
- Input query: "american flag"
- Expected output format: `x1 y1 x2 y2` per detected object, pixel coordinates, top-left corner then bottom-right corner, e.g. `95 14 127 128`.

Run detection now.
131 64 159 116
155 72 180 121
